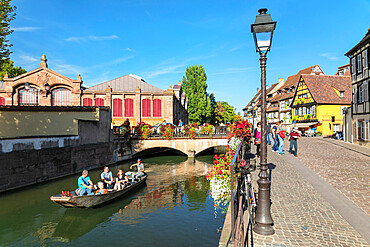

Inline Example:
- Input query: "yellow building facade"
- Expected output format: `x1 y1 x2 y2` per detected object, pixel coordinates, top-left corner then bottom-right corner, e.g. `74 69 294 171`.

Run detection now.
291 75 351 136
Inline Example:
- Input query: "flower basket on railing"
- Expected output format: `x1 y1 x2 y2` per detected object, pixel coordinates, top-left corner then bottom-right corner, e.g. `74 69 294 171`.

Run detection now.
183 123 199 139
200 123 214 137
160 124 175 140
134 122 152 139
227 120 252 143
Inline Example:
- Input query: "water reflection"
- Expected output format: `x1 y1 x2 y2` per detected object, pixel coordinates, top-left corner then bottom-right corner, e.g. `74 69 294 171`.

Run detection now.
0 156 226 247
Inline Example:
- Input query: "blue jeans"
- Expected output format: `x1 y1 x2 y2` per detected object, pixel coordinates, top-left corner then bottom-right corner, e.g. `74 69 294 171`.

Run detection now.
79 187 93 196
132 171 144 182
272 135 278 151
289 140 297 156
278 135 284 153
267 133 271 145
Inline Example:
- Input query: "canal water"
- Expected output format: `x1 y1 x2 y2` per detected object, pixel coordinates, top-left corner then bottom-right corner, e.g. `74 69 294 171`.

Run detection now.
0 155 227 247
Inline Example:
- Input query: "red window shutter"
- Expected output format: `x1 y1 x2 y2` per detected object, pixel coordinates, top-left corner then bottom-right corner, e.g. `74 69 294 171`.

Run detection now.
142 99 151 117
124 99 134 117
83 98 93 106
95 98 104 106
153 99 161 117
0 97 5 105
113 98 122 117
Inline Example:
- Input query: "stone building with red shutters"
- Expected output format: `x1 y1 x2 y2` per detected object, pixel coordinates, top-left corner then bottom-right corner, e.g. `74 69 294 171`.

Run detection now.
0 55 188 127
82 76 188 126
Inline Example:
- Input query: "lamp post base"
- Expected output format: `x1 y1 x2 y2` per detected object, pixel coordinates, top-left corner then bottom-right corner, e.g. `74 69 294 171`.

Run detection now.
253 223 275 236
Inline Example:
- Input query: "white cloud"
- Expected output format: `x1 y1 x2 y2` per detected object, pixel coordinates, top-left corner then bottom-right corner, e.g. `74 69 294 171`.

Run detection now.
145 64 185 79
54 63 85 76
12 27 41 32
125 48 135 52
64 35 119 42
320 53 343 61
19 55 38 63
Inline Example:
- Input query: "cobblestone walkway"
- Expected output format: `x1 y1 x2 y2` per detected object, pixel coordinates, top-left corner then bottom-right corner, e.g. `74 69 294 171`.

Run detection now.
290 137 370 215
250 144 369 247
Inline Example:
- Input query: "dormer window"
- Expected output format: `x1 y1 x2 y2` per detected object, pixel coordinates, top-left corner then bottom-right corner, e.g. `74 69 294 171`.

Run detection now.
339 91 344 97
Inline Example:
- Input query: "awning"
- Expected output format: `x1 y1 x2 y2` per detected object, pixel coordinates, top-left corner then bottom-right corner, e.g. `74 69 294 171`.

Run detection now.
291 122 319 128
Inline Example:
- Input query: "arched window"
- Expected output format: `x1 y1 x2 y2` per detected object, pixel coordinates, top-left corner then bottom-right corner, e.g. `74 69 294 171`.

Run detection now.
124 98 134 117
52 88 71 106
142 99 151 117
153 99 161 117
95 98 104 106
83 98 93 106
0 97 5 106
19 87 39 106
113 98 123 117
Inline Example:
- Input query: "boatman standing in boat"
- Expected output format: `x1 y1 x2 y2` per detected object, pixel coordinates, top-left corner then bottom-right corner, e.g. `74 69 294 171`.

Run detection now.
130 158 145 182
77 170 94 196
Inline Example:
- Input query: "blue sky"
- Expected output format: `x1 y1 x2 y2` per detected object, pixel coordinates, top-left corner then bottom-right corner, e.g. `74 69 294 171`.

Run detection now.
9 0 370 113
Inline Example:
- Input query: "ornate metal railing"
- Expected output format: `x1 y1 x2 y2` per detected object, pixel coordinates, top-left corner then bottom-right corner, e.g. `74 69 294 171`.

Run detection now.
113 126 229 139
228 138 256 247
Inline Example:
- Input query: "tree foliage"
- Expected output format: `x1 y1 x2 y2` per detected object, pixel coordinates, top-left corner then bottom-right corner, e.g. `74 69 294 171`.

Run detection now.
214 101 236 125
0 0 16 63
0 59 26 80
0 1 26 80
182 65 215 125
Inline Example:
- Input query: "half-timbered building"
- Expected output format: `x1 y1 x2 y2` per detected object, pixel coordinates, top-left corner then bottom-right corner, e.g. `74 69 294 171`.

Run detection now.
345 28 370 146
291 75 351 136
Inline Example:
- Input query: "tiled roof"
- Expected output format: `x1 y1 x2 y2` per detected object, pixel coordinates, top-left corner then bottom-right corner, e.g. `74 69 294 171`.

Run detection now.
301 75 351 104
86 74 164 92
282 65 323 89
173 84 181 89
0 81 5 90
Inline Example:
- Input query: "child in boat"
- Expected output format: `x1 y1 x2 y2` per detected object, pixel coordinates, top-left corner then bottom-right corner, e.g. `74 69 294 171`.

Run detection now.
114 169 129 190
95 182 109 195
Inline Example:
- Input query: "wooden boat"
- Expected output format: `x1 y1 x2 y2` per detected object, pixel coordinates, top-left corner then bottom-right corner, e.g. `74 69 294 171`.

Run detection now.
50 174 147 208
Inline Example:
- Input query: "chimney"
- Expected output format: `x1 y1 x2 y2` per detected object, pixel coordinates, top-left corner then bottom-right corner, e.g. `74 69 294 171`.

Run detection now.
257 88 260 93
278 78 284 84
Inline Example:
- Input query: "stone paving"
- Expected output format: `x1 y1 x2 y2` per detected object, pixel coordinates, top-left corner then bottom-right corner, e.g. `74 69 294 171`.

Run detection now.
288 137 370 216
249 143 369 247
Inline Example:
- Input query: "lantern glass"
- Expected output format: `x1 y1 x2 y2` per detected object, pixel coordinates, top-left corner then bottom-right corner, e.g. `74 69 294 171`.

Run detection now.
44 83 50 91
255 32 272 52
24 82 30 91
251 8 276 54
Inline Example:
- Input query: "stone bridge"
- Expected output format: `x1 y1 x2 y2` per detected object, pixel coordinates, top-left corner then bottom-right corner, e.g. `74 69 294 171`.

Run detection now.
114 137 228 158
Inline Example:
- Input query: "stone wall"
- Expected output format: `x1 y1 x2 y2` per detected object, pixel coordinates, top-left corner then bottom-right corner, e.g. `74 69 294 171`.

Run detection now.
0 142 114 193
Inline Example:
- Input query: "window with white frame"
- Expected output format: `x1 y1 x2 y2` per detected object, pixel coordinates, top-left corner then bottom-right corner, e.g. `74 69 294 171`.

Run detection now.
358 121 364 140
363 81 368 102
303 107 306 115
298 108 302 116
351 57 356 75
312 105 316 116
365 120 369 141
363 49 368 69
358 85 363 103
357 53 362 74
279 101 284 110
353 88 357 104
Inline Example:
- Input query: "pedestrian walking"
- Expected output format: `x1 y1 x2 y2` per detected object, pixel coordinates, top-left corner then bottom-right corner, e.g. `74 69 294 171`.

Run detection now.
271 123 279 152
267 122 271 145
254 122 262 157
288 127 299 156
277 120 285 155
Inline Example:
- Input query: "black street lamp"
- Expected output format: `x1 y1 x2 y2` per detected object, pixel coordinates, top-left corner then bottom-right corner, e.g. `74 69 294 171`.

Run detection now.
251 8 276 236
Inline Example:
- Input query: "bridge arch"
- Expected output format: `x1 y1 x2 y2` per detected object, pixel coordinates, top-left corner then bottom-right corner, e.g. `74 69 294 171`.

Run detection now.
133 146 187 158
130 138 228 157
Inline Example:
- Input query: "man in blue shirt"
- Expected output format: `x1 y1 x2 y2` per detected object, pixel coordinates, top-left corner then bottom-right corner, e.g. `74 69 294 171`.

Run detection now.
101 166 113 189
77 170 94 196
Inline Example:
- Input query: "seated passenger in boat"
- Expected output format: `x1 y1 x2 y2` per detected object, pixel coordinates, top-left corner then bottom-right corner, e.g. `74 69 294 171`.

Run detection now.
95 182 109 195
101 166 114 189
77 170 94 196
114 169 129 190
130 158 145 182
